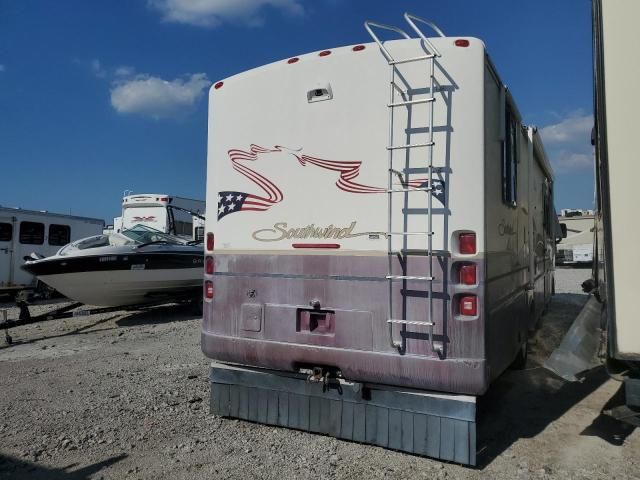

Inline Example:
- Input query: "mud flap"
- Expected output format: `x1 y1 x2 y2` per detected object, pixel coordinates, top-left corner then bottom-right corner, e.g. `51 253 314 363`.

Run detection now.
544 296 602 381
209 362 477 465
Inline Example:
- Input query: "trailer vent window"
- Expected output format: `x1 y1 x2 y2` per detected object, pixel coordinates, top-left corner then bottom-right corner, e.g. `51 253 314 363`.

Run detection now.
49 224 71 246
0 222 12 242
19 221 44 245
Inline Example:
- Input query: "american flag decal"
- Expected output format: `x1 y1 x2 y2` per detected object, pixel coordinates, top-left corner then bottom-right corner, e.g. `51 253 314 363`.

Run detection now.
218 144 446 220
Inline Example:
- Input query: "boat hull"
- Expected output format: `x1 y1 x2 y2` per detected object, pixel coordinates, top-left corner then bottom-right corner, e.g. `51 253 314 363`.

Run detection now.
23 252 203 307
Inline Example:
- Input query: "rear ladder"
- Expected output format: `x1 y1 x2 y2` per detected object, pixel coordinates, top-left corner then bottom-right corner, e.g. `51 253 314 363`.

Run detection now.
365 13 447 354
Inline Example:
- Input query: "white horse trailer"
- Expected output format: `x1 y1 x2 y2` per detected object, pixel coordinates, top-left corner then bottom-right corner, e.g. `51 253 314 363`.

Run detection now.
121 194 204 238
203 14 558 464
0 207 104 294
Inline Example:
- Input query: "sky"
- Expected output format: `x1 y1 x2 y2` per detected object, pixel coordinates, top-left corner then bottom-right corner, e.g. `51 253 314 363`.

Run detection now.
0 0 594 223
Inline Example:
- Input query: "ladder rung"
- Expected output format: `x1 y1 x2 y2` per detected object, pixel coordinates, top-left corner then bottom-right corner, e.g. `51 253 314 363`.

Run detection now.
389 54 437 65
387 187 432 193
402 208 447 215
388 97 436 108
386 275 435 281
387 142 435 150
386 231 434 236
390 249 450 257
387 319 435 326
402 167 446 174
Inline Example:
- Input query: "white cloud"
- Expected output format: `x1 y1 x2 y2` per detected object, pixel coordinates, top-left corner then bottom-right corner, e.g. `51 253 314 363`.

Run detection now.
539 113 592 144
539 112 594 173
110 73 211 119
148 0 304 27
115 66 135 77
91 59 106 78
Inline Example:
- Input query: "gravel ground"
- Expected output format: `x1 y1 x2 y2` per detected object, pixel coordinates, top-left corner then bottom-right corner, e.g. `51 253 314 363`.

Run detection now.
0 268 638 479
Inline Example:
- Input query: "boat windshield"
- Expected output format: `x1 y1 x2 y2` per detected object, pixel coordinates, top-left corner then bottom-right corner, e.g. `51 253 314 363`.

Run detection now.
121 224 187 246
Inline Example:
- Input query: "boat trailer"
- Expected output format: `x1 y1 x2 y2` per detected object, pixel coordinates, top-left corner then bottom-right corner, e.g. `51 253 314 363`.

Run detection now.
1 292 202 345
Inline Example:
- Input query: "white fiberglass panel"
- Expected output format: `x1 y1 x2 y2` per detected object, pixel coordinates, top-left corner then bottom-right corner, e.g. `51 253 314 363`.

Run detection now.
207 38 486 253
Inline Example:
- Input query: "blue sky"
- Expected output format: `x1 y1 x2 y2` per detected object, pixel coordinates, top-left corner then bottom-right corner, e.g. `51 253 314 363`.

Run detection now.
0 0 594 223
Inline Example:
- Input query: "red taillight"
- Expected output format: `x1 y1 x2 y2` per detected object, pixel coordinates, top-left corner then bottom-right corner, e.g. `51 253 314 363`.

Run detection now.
159 197 168 202
459 296 477 316
319 50 331 57
455 39 470 47
459 232 476 255
205 256 214 275
460 264 477 285
214 81 224 89
204 281 214 299
287 57 299 64
206 232 214 252
352 45 365 51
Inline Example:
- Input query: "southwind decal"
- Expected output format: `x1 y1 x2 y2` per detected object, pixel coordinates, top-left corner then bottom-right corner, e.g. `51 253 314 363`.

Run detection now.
217 144 445 220
252 221 378 242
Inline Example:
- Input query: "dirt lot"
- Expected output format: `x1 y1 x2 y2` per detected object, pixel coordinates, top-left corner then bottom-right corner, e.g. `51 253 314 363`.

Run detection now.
0 268 638 479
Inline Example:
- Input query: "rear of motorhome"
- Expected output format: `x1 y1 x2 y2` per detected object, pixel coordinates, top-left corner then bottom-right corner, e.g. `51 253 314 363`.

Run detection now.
121 194 204 237
0 207 104 293
592 0 640 415
202 14 557 463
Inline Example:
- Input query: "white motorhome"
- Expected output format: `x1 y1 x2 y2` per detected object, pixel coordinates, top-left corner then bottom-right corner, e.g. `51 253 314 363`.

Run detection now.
202 14 558 464
556 214 594 264
0 207 104 294
591 0 640 416
121 194 204 238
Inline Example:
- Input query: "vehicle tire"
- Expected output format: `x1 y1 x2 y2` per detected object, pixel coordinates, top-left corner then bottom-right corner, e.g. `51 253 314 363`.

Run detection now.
191 298 203 316
510 340 528 370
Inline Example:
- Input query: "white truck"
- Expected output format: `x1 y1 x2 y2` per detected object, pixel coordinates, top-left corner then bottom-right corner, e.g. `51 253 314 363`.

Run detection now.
0 207 104 295
120 194 205 238
202 13 559 464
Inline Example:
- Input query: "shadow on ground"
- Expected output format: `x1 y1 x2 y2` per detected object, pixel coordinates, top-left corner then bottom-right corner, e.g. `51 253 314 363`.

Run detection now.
476 292 633 467
116 302 200 327
0 453 126 480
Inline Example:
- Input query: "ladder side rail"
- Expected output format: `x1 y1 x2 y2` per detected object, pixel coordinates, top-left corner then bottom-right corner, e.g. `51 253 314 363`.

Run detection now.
403 13 445 57
427 55 439 354
387 65 401 350
364 21 411 63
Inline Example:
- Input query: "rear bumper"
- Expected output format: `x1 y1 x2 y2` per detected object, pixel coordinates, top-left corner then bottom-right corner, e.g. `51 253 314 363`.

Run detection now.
201 331 489 395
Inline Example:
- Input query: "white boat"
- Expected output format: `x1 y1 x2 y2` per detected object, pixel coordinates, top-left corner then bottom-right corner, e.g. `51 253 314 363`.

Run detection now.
21 225 203 307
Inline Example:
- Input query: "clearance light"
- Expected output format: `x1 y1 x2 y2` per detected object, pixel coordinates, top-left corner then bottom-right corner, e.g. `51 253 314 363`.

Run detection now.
459 232 476 255
287 57 299 64
455 39 470 47
214 81 224 89
460 264 477 285
159 197 169 202
319 50 332 57
206 232 214 252
459 296 477 316
205 256 214 275
204 281 214 299
352 45 366 51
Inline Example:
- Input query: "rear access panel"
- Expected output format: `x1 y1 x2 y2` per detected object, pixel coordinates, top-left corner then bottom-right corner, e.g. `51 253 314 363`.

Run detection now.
209 362 477 466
